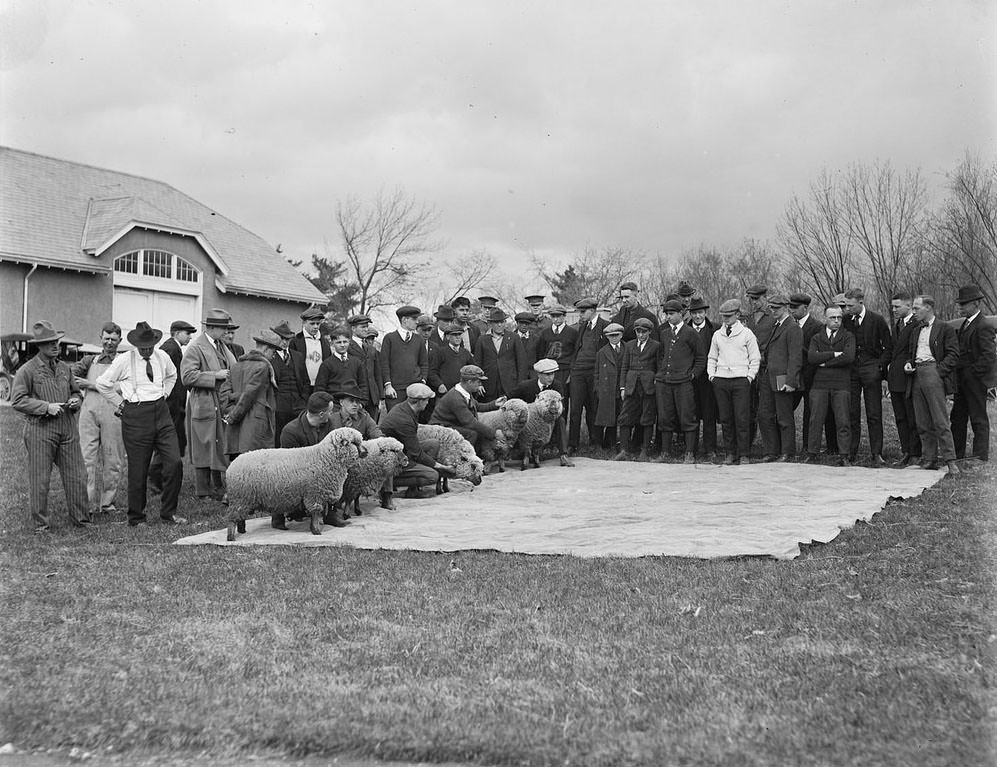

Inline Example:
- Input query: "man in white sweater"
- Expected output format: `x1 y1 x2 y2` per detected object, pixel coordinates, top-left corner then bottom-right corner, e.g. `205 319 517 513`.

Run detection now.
708 299 761 465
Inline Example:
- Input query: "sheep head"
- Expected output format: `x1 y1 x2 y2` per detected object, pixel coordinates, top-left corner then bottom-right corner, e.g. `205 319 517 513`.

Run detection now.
535 389 563 421
501 398 530 430
324 426 366 459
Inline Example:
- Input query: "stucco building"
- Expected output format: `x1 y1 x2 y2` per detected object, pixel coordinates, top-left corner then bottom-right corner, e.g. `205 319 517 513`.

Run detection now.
0 147 325 345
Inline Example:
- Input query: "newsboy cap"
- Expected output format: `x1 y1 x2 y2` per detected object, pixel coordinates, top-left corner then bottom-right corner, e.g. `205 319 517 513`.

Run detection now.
170 320 196 333
661 299 684 313
416 314 435 329
574 297 598 311
459 365 488 380
619 281 639 292
719 299 742 314
745 285 768 298
347 314 372 326
603 323 625 335
533 358 559 374
406 383 435 400
300 306 325 321
633 318 654 330
395 305 421 318
788 293 812 307
767 294 789 307
514 312 537 324
252 329 284 350
547 304 568 315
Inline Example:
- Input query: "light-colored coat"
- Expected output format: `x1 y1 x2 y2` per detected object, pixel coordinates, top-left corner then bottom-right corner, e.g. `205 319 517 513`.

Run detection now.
181 332 236 471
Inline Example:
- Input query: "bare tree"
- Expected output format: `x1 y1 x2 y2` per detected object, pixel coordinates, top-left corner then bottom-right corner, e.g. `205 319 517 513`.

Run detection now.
932 153 997 307
409 249 498 312
336 188 441 313
533 246 646 307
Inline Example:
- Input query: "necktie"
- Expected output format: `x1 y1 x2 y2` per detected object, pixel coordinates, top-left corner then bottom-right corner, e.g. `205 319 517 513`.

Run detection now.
960 318 968 337
829 330 835 343
725 325 731 337
143 356 154 382
216 341 229 368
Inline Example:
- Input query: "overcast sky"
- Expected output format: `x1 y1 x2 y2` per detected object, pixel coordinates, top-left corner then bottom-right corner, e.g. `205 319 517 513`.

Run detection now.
1 0 994 289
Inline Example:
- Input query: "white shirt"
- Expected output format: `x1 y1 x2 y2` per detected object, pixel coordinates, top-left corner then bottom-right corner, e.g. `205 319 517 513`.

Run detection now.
797 314 810 328
302 331 323 385
915 319 935 362
96 349 176 407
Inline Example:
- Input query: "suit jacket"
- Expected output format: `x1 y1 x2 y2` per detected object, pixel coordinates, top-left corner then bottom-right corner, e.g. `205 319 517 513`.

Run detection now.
513 331 542 371
955 313 997 387
744 309 776 360
159 337 187 417
225 341 245 360
570 316 609 373
611 303 659 343
271 349 307 415
473 332 528 398
844 309 892 374
762 318 803 391
508 377 566 405
594 342 624 426
348 338 382 407
429 386 499 440
536 323 578 372
808 328 856 390
887 316 920 393
428 344 474 393
180 332 236 470
225 351 276 454
908 320 960 393
280 410 332 449
655 323 706 384
798 315 825 390
620 338 661 395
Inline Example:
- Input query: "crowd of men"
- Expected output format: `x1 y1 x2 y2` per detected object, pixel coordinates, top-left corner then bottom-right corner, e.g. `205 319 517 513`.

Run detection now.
10 280 995 534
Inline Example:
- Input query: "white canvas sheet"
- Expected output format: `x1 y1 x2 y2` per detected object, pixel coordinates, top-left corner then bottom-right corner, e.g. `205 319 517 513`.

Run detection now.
174 458 948 560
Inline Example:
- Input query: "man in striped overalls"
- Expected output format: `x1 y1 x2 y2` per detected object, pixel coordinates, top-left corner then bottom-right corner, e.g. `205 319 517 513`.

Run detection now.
72 321 125 516
11 321 93 533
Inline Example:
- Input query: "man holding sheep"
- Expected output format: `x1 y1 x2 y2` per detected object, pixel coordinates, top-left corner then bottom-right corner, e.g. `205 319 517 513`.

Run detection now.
379 383 457 498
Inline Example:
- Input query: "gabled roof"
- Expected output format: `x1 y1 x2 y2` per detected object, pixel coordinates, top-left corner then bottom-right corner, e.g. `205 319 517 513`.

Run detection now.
0 147 326 304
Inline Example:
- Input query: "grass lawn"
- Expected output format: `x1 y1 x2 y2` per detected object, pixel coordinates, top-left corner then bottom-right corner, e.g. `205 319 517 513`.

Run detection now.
0 404 994 767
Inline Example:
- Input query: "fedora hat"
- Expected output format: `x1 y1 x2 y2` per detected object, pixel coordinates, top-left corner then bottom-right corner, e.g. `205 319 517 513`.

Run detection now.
270 321 295 340
203 308 233 327
488 308 509 323
330 385 366 401
28 320 65 345
688 297 710 312
956 284 985 304
127 321 163 348
252 329 284 350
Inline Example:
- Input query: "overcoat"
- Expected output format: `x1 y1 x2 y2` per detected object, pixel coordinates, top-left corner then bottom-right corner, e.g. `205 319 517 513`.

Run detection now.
181 332 236 470
594 342 624 427
225 350 277 454
762 318 803 390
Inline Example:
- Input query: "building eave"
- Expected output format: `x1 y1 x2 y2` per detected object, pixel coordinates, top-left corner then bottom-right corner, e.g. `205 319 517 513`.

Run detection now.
91 221 230 276
0 252 109 274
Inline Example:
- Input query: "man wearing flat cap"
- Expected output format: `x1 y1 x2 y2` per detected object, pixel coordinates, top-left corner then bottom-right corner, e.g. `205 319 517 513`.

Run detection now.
429 365 505 452
757 294 803 462
655 300 706 463
514 311 542 370
289 306 331 394
508 358 574 467
688 297 719 459
708 299 760 465
97 322 185 527
951 284 996 465
380 383 457 497
224 329 285 459
594 323 626 450
616 317 660 460
379 305 430 412
473 308 528 400
537 304 578 396
180 308 237 499
743 284 775 449
429 324 474 395
567 297 608 453
611 282 658 343
346 314 381 419
11 320 92 532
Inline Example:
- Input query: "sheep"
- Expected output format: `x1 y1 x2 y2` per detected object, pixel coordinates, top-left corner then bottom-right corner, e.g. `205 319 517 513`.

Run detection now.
516 389 564 470
416 424 485 493
225 427 365 541
476 398 530 472
338 436 407 516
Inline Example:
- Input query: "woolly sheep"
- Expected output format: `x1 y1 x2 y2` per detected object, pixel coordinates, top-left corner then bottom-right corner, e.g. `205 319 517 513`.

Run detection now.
476 398 530 472
417 424 485 493
516 389 563 470
339 437 407 516
225 427 365 541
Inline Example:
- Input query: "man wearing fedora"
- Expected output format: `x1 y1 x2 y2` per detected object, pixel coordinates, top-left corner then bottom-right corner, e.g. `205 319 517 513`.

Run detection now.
269 320 308 447
72 321 125 516
567 298 609 453
951 284 996 465
180 308 237 499
431 305 455 350
380 305 430 412
688 296 719 459
289 306 331 395
224 329 284 459
96 322 185 527
473 308 528 400
11 320 92 532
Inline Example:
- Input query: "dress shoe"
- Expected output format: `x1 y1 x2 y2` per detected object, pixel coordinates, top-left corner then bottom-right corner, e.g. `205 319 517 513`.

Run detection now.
920 460 939 470
160 516 188 525
895 453 911 467
945 460 962 477
271 514 289 530
871 454 887 467
683 452 696 464
799 453 818 464
559 454 575 467
761 455 778 463
739 456 751 465
325 507 350 527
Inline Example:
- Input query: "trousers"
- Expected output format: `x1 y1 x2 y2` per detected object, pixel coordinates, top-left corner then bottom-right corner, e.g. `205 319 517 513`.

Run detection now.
758 384 797 457
713 377 751 459
911 364 955 463
24 414 90 529
808 389 851 455
950 368 990 461
78 394 124 511
120 399 182 525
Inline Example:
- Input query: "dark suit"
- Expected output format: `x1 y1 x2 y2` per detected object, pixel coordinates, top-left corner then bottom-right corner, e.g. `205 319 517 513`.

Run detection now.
271 349 307 447
429 386 499 448
744 307 776 447
514 331 542 373
536 323 578 392
655 323 705 444
843 309 892 458
619 338 660 427
474 332 528 399
349 338 381 419
887 315 921 459
567 316 609 449
429 344 474 393
908 320 959 463
950 313 996 461
690 319 718 455
159 337 187 455
806 328 855 455
758 317 803 457
611 303 659 343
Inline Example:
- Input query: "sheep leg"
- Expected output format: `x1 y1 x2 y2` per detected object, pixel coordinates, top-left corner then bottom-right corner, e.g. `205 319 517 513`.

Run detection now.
271 514 288 531
307 500 324 536
226 522 237 542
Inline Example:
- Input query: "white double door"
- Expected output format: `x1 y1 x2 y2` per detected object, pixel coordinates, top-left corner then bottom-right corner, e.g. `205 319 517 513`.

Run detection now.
113 288 198 347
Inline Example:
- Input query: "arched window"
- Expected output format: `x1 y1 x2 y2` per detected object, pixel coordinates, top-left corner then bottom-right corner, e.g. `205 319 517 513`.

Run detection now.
113 250 200 285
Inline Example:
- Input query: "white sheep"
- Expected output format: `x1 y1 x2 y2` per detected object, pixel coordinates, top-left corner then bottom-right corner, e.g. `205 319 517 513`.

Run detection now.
339 436 407 516
225 427 365 541
417 424 485 493
516 389 564 470
477 398 530 472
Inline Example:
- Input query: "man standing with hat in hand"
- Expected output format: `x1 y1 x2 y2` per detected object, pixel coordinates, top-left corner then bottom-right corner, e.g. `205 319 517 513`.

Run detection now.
756 294 803 462
474 307 528 400
567 297 608 453
611 282 658 342
380 305 429 412
11 320 92 532
950 284 996 466
181 308 237 499
96 322 185 527
688 297 719 459
289 306 331 395
655 299 706 463
223 329 284 460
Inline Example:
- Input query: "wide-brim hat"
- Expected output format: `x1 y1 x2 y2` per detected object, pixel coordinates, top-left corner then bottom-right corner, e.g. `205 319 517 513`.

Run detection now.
225 323 240 331
330 385 365 401
270 321 296 340
203 308 233 327
127 321 164 347
688 297 710 312
28 320 65 345
170 320 197 333
459 364 488 380
300 306 325 321
488 308 509 323
252 329 284 350
956 285 985 304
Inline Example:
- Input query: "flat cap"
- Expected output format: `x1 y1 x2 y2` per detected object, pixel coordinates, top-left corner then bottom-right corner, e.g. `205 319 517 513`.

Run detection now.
788 293 812 307
767 294 789 307
524 294 546 303
459 364 488 380
442 323 464 334
633 317 654 330
603 323 625 335
619 281 638 292
477 295 498 305
574 297 598 311
346 314 372 326
306 391 334 413
252 329 284 350
534 358 559 374
405 383 435 400
416 314 435 328
719 299 742 314
745 284 768 298
688 297 709 312
547 304 568 315
300 306 325 320
661 299 684 313
514 311 537 323
170 320 196 333
395 305 421 318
